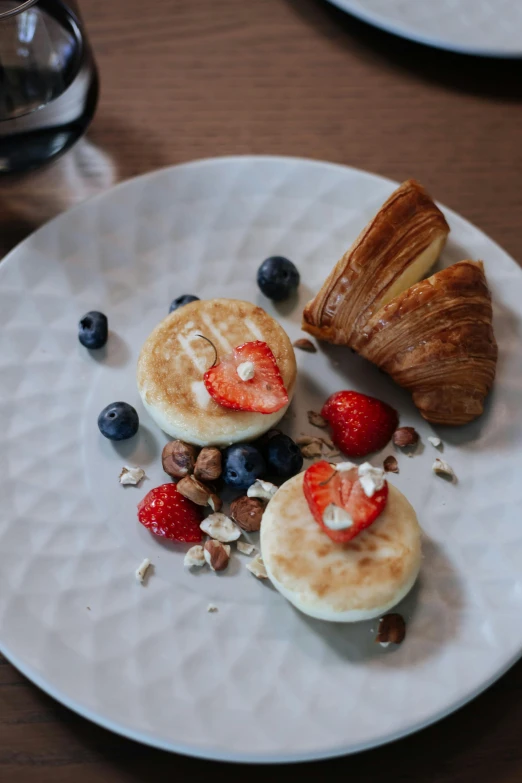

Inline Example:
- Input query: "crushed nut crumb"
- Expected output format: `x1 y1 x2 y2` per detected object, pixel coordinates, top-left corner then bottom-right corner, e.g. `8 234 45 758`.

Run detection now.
135 558 152 584
307 410 328 428
119 466 145 486
383 455 399 473
293 338 317 353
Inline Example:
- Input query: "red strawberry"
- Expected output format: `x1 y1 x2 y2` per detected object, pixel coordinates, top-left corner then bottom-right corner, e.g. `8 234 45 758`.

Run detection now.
138 483 203 542
303 460 388 543
321 390 398 458
204 340 288 414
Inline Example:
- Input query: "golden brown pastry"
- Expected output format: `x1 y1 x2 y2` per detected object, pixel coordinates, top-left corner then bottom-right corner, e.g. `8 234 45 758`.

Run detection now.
302 180 497 425
302 179 450 344
354 261 498 425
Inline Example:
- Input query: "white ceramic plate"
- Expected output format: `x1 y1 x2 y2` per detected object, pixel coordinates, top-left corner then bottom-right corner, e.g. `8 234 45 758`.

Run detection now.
1 157 522 763
327 0 522 57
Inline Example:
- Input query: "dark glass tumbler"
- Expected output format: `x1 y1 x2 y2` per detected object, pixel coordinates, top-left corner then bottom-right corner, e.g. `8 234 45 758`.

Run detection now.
0 0 98 174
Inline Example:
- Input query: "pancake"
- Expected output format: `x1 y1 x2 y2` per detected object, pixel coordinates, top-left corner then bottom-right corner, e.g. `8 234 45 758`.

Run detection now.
137 299 297 446
261 473 421 622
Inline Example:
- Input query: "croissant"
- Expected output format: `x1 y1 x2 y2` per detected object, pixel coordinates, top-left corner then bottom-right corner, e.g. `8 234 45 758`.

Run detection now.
302 182 498 425
354 261 497 425
303 179 450 344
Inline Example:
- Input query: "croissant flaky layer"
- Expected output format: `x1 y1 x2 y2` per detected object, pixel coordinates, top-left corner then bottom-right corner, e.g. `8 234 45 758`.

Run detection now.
301 178 497 426
302 179 450 345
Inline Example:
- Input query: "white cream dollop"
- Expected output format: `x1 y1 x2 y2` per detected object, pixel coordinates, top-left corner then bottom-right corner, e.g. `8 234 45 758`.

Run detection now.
323 503 354 531
358 463 386 498
237 361 255 381
335 461 357 472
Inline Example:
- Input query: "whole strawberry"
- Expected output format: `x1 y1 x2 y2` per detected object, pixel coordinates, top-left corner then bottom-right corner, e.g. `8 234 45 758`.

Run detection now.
321 391 398 458
138 483 203 542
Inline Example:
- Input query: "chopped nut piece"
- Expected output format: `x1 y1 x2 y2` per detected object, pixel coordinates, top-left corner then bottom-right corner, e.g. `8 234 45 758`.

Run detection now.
383 455 399 473
247 479 278 502
237 541 256 556
320 436 336 451
208 493 223 513
307 410 328 428
194 447 222 482
184 545 206 568
207 604 218 613
230 496 264 531
204 540 231 571
135 558 152 584
376 613 406 645
392 427 419 448
432 458 456 480
119 466 145 486
428 436 442 449
296 435 320 446
293 338 317 353
296 435 336 459
177 475 211 506
246 554 268 579
200 513 241 542
300 441 324 459
162 440 198 479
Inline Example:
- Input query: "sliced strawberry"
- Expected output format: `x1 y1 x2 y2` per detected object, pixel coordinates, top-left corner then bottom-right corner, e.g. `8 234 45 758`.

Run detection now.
321 391 398 458
203 340 288 414
138 483 203 542
303 460 388 543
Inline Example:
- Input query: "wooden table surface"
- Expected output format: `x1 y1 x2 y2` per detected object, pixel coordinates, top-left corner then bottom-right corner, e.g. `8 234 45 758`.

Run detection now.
1 1 522 780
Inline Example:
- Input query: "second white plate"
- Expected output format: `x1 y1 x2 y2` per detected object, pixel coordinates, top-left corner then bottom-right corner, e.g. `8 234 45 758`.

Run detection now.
327 0 522 57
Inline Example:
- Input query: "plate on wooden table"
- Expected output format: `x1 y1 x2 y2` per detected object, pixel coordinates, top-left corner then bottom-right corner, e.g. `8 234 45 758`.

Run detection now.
326 0 522 57
1 156 521 763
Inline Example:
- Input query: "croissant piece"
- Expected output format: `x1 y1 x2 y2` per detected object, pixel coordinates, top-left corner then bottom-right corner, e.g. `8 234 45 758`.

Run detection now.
356 261 497 425
302 179 449 345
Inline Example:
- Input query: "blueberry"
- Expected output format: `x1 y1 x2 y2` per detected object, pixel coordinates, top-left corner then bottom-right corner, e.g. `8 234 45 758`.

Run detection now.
98 402 139 441
78 311 108 349
257 256 300 302
266 433 303 478
169 295 200 313
222 443 266 489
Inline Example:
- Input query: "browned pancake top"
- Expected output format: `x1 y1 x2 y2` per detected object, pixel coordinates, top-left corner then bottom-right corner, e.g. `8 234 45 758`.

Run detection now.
137 299 296 441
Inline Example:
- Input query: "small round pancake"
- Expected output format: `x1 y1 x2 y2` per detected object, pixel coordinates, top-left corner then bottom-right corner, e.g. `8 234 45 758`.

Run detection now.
137 299 297 446
261 473 421 622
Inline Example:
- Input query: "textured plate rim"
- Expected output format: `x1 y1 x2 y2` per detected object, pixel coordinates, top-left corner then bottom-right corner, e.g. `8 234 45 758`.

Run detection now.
1 155 521 763
325 0 522 58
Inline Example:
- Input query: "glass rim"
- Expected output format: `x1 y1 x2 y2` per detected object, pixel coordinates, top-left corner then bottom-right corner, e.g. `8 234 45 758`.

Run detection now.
0 0 39 20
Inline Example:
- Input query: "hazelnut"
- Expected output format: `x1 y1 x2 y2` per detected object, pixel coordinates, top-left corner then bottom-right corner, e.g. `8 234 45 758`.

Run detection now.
392 427 419 448
230 496 264 532
194 447 222 482
375 613 406 645
177 475 211 506
204 540 230 571
293 338 317 353
162 440 198 478
383 455 399 474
